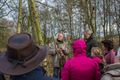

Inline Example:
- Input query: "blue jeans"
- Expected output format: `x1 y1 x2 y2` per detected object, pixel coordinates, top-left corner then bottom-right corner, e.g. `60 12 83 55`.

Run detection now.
53 67 60 79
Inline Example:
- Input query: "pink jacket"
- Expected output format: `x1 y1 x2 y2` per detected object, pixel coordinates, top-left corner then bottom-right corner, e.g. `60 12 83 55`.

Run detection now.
92 57 103 64
61 39 101 80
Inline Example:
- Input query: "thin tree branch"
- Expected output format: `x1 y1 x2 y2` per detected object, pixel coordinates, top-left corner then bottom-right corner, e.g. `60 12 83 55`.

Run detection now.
0 0 7 10
36 1 55 9
0 10 14 18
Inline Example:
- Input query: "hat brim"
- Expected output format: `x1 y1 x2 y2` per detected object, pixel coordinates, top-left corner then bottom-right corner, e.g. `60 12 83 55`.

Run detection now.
0 45 48 75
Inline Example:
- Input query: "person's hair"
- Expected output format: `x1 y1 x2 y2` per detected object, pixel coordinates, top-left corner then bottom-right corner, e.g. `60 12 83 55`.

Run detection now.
91 47 103 57
84 30 93 35
101 40 114 51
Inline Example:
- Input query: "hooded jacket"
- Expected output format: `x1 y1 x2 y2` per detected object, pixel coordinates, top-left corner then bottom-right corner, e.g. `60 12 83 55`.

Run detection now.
92 57 104 72
61 39 101 80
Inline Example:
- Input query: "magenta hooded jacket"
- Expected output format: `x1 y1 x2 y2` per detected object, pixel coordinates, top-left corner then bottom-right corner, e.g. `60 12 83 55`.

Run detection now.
61 39 101 80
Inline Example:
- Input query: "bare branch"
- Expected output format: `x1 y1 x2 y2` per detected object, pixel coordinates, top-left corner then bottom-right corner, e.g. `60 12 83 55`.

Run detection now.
0 10 14 18
0 0 7 10
36 1 55 9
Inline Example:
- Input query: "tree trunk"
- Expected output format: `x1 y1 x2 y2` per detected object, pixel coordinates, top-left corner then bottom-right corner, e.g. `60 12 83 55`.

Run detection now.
28 0 44 45
27 15 31 33
103 0 106 38
66 0 73 39
28 0 38 44
17 0 22 33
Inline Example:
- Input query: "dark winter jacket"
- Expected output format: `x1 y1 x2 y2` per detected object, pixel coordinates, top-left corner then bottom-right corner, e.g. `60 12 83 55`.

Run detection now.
86 34 98 57
0 72 5 80
11 67 50 80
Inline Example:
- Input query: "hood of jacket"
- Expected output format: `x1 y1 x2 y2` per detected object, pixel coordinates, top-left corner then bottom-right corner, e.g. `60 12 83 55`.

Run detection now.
72 39 87 57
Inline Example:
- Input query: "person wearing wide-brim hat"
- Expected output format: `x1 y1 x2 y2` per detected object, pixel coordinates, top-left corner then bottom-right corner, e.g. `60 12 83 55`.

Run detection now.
0 33 50 80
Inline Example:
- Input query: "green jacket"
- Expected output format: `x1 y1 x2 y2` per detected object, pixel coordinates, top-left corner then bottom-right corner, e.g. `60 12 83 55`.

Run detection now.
86 34 98 57
54 39 67 67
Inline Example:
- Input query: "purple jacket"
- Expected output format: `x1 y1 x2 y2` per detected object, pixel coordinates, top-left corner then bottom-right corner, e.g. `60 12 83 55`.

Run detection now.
61 39 101 80
104 50 116 64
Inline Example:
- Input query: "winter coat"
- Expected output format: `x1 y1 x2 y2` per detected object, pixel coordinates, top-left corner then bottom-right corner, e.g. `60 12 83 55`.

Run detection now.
92 57 103 64
104 50 116 64
11 67 50 80
86 34 98 57
53 39 68 68
92 57 105 73
61 39 101 80
0 72 5 80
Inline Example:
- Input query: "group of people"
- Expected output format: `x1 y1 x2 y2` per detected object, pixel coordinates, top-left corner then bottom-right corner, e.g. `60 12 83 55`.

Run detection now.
0 30 119 80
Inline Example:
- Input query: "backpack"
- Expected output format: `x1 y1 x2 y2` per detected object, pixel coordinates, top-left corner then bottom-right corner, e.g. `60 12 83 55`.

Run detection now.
101 63 120 80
